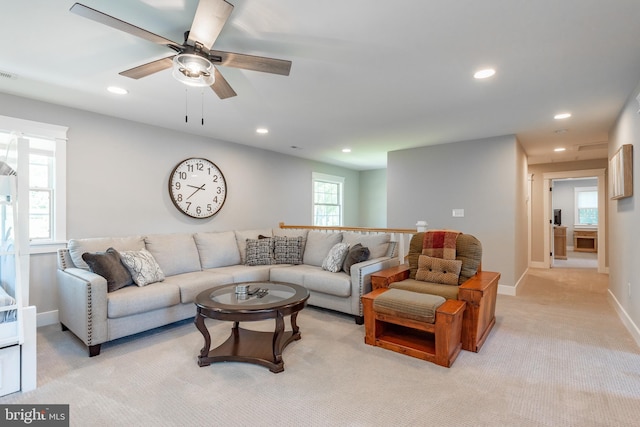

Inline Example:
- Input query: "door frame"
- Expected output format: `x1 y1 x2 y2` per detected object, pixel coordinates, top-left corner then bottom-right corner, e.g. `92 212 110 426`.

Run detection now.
542 168 606 273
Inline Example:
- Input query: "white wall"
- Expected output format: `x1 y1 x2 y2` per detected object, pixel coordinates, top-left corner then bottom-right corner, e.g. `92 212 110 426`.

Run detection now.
608 79 640 342
358 168 386 227
386 134 528 290
0 92 363 319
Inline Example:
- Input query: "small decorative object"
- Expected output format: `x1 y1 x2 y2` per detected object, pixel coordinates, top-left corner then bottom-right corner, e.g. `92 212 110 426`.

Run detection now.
169 158 227 218
416 221 428 232
610 144 633 200
235 284 250 300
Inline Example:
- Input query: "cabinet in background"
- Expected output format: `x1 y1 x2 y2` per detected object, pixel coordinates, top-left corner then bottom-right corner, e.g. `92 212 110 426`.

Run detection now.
554 226 567 260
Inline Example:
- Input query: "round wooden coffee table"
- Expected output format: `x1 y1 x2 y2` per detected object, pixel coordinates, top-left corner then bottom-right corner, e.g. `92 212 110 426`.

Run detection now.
194 281 309 373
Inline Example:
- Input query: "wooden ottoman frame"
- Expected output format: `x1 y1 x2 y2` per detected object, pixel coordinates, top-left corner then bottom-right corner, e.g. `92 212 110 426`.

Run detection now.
362 288 466 367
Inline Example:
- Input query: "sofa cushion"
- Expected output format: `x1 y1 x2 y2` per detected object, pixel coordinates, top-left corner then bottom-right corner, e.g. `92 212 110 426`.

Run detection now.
342 243 370 273
162 271 231 304
415 255 462 286
194 231 241 268
144 233 201 276
341 232 390 259
389 279 460 300
274 236 304 265
303 231 343 267
107 281 180 318
269 264 317 285
303 268 352 297
235 229 273 264
207 265 272 282
120 248 165 286
82 248 133 292
68 236 145 270
322 242 350 273
245 238 275 265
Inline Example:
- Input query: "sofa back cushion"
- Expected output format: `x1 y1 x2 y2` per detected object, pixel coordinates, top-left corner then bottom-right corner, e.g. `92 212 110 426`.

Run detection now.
194 231 241 268
303 231 343 267
407 232 482 285
144 233 201 276
68 236 145 270
341 232 391 259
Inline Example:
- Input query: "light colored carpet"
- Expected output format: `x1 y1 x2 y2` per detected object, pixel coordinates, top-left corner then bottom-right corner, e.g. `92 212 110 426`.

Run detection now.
2 268 640 426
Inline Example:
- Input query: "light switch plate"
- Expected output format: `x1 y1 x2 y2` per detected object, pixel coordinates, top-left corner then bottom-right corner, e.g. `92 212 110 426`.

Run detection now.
452 209 464 217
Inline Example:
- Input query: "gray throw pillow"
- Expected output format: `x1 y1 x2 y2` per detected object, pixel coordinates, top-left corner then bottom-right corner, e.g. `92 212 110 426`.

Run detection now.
82 247 133 292
342 243 371 273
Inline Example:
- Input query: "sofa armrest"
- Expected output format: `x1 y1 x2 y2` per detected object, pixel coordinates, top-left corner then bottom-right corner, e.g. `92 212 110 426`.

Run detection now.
350 256 401 317
56 267 108 348
457 271 500 352
371 264 410 290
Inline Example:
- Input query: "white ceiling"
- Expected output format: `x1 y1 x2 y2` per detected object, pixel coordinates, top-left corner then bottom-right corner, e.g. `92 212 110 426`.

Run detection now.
2 0 640 170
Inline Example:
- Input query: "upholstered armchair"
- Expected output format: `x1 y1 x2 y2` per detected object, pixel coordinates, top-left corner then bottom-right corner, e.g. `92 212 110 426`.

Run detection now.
370 232 500 352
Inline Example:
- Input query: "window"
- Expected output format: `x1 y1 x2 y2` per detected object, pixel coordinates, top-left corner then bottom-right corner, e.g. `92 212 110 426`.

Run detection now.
0 115 67 247
575 186 597 226
312 172 344 226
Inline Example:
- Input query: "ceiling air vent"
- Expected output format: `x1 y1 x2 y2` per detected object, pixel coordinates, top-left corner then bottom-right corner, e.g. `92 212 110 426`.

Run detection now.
577 142 607 151
0 70 17 80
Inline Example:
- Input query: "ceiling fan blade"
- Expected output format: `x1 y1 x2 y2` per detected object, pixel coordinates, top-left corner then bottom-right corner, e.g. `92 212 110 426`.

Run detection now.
119 57 174 79
70 3 180 49
210 68 237 99
209 50 291 76
188 0 234 51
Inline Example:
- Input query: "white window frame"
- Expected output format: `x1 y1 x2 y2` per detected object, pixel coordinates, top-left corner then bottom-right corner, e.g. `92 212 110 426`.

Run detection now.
312 172 344 226
0 115 67 253
574 186 598 226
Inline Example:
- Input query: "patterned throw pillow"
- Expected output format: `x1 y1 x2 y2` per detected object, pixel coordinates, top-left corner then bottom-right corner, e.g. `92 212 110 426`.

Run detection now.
322 242 350 273
274 236 304 265
82 247 133 292
245 238 274 266
119 248 165 286
415 255 462 286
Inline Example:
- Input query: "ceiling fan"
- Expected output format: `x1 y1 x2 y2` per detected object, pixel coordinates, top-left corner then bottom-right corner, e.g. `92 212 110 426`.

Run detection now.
70 0 292 99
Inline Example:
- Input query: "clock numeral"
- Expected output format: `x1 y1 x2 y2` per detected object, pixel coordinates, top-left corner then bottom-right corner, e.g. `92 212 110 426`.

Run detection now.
216 187 222 195
207 204 212 212
186 201 192 211
196 206 202 215
213 196 218 204
197 163 204 171
179 171 187 180
174 182 181 190
176 194 183 202
212 175 218 183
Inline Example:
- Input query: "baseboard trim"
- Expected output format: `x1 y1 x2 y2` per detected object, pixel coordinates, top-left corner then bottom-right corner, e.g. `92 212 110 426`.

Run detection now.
36 310 58 328
498 268 528 296
607 290 640 348
529 261 547 269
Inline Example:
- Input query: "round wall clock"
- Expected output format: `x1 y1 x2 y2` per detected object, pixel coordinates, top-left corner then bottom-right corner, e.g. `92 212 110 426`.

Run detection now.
168 157 227 218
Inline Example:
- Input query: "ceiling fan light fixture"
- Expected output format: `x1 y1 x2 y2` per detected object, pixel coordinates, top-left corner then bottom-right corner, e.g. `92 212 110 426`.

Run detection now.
172 54 215 87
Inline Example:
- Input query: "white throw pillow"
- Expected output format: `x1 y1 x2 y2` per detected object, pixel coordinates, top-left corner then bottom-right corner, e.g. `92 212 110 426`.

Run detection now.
120 248 165 286
322 243 350 273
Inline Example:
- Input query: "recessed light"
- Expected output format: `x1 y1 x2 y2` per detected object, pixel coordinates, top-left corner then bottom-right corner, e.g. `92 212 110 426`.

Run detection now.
107 86 128 95
554 147 566 152
256 128 269 134
473 68 496 79
342 148 351 153
554 113 572 120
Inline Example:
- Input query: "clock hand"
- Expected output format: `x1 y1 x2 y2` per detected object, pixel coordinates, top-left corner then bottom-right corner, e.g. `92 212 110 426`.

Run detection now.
186 184 206 200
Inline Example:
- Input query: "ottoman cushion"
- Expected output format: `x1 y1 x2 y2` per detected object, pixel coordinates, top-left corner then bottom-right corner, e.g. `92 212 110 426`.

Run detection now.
373 289 446 324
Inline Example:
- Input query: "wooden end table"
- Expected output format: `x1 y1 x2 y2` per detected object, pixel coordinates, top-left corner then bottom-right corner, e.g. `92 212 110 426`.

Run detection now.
194 281 309 373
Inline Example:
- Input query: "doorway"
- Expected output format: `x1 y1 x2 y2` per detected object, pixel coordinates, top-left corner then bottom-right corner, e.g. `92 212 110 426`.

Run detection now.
541 168 606 273
551 177 599 269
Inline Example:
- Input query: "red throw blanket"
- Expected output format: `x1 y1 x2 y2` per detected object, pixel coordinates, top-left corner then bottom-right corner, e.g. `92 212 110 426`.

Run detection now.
422 230 460 260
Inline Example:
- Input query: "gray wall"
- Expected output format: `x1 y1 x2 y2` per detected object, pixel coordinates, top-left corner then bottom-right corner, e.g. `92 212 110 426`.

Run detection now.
387 134 529 289
608 79 640 335
0 92 363 317
359 168 387 227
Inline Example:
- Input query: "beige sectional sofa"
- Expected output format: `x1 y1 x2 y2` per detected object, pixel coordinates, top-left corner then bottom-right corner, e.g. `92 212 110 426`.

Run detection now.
56 227 399 356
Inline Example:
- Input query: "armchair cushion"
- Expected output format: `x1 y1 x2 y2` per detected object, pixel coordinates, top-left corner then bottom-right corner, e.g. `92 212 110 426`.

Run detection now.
415 255 462 286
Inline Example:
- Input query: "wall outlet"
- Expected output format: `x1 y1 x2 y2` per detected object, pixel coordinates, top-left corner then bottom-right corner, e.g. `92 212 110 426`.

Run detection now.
452 209 464 217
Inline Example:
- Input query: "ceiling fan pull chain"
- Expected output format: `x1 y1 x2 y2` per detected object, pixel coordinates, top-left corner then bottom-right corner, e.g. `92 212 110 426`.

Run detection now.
185 88 188 123
201 90 204 126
